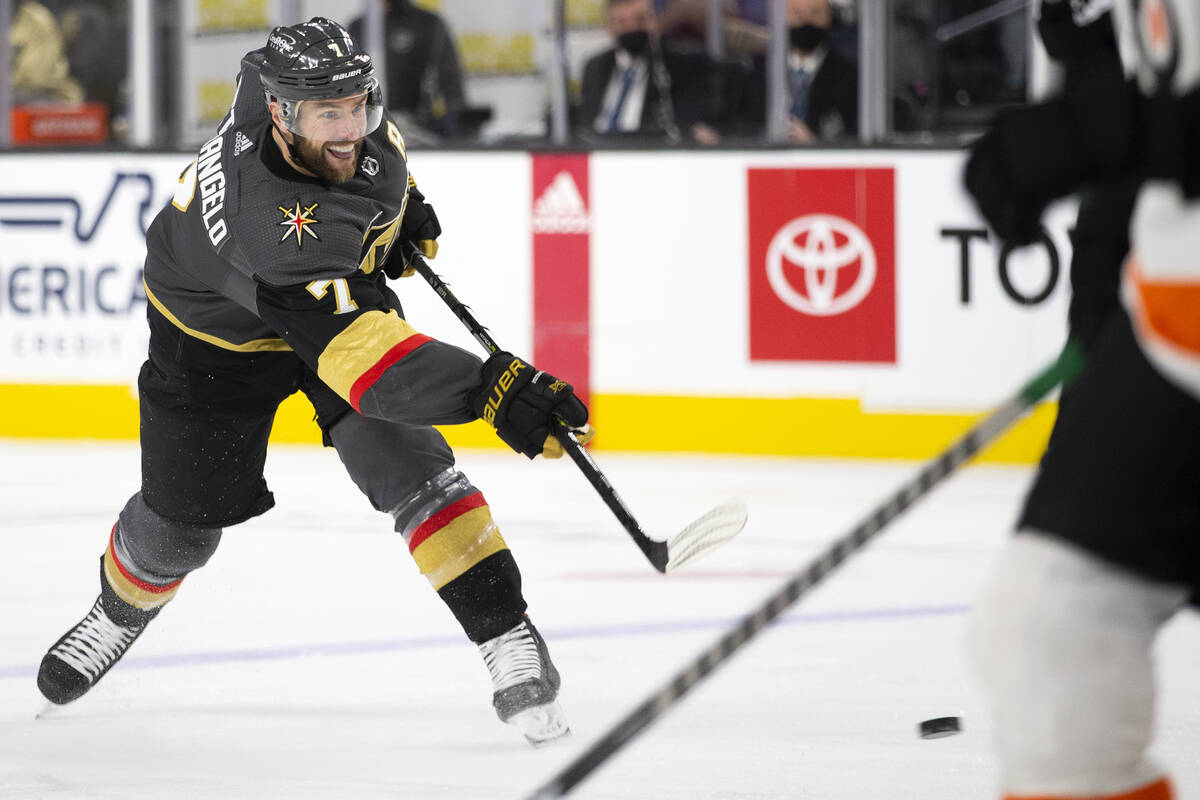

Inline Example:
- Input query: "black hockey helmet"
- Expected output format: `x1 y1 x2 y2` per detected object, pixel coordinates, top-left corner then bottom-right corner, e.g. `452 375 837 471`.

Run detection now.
259 17 384 138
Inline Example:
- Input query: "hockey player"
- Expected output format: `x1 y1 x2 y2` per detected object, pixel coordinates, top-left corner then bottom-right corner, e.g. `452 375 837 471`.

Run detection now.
965 0 1135 354
964 1 1199 798
36 17 590 746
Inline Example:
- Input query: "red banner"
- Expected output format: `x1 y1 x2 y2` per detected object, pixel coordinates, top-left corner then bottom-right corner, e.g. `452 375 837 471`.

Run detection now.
11 103 109 145
747 168 896 363
532 154 591 404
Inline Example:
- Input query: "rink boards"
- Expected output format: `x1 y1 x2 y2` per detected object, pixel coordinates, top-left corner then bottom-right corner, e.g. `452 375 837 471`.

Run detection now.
0 148 1078 460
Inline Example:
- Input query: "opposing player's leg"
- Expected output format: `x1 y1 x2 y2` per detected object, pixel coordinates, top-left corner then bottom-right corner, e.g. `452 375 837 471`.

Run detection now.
967 533 1186 799
969 311 1199 799
39 323 295 705
316 398 569 745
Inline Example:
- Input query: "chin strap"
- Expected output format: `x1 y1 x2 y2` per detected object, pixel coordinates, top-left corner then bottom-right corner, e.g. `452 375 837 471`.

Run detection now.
274 123 316 175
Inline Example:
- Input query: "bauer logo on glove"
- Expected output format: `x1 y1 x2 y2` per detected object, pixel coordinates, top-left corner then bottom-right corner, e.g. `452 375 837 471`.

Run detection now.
479 357 527 427
470 351 592 460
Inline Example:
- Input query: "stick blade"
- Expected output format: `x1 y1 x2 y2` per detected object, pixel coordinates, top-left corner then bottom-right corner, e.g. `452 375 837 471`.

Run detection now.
664 500 748 572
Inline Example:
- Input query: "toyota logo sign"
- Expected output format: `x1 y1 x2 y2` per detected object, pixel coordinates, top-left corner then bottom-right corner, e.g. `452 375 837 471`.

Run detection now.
766 214 877 317
747 167 895 363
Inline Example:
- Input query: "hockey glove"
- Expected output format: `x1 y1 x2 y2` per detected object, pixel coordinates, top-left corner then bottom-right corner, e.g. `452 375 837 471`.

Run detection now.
964 80 1140 246
469 352 594 460
386 186 442 278
964 126 1047 246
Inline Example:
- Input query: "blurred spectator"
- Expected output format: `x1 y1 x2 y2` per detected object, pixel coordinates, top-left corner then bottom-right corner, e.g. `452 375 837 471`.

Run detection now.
937 0 1026 122
56 0 126 114
578 0 722 145
659 0 769 56
781 0 856 142
737 0 857 143
657 0 859 57
349 0 483 142
9 0 84 103
892 0 935 133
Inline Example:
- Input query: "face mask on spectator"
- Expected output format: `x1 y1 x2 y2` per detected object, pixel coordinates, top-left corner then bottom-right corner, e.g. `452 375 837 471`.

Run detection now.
617 30 652 57
789 24 827 53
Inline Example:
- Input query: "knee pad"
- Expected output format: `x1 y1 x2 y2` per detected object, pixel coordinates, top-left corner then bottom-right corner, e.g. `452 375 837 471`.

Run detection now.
967 532 1186 796
104 493 222 612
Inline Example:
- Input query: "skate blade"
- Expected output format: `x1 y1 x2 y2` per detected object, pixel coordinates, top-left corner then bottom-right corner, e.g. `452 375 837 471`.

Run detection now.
510 700 571 747
36 700 60 720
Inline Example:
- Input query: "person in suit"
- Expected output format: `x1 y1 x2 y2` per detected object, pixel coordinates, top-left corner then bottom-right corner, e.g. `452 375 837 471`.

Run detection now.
736 0 857 143
577 0 721 145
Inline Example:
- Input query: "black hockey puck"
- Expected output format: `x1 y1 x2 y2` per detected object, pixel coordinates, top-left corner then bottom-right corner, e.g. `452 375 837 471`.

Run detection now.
918 716 961 739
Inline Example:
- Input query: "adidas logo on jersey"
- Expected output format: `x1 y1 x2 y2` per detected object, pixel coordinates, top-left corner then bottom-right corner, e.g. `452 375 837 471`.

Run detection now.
532 171 588 234
233 131 255 156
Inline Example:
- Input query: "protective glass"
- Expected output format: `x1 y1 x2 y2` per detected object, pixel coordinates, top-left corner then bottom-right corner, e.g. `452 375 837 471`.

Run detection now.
283 92 384 141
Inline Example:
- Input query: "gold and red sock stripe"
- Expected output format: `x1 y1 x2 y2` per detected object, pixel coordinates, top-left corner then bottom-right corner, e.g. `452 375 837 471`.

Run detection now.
406 492 509 590
102 524 183 611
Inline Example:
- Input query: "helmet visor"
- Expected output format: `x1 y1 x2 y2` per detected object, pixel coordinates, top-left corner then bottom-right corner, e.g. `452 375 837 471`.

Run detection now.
283 90 383 141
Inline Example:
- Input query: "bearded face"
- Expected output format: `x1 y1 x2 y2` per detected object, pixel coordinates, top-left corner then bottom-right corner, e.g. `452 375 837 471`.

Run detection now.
290 132 363 184
272 92 372 184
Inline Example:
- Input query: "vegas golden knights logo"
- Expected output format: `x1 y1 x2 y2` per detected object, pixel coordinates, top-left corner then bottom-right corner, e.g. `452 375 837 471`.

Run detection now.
278 201 320 246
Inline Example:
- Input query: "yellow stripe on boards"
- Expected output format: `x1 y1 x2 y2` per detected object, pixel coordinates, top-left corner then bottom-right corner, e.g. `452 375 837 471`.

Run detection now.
0 384 1057 463
590 394 1059 463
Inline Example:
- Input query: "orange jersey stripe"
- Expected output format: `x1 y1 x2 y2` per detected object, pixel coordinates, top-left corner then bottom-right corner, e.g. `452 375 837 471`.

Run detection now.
1126 256 1200 355
1005 776 1173 800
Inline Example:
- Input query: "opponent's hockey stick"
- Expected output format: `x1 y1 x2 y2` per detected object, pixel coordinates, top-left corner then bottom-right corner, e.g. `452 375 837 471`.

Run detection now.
523 342 1086 799
404 244 747 573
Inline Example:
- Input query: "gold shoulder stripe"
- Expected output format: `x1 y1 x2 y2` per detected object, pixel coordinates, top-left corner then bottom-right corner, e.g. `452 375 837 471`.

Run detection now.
144 281 292 353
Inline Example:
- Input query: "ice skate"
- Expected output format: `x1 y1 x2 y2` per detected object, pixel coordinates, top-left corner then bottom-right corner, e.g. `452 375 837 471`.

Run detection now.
37 588 159 706
479 616 570 746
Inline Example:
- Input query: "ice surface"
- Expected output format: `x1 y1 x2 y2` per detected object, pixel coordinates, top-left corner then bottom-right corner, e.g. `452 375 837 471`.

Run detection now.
2 441 1196 799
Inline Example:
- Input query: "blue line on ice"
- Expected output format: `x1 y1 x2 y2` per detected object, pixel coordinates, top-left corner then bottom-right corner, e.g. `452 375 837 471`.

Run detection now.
0 603 968 680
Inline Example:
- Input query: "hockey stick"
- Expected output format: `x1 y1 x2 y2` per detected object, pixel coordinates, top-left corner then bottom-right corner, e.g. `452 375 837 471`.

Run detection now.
404 244 748 573
523 342 1086 799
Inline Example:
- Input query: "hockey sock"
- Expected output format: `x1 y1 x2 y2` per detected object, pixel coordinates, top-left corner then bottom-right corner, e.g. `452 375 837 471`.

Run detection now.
400 489 526 643
438 550 527 643
102 522 183 624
